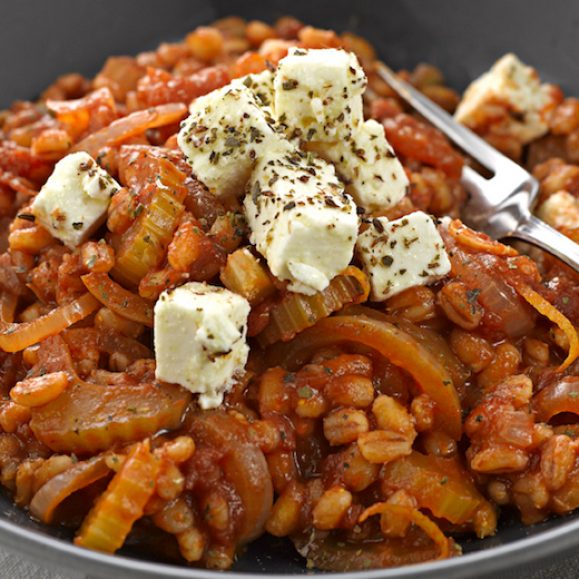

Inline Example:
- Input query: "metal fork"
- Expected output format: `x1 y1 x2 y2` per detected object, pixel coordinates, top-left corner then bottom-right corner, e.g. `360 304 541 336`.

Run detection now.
377 63 579 273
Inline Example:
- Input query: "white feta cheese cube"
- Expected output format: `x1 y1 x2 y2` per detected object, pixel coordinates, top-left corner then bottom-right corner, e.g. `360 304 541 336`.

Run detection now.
154 282 250 409
309 120 408 211
274 48 366 142
455 53 560 144
31 151 119 249
537 191 579 230
244 149 358 295
356 211 451 301
233 69 275 109
178 83 290 198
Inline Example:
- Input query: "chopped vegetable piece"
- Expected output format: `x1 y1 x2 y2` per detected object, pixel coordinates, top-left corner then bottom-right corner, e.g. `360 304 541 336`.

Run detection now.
269 315 462 439
448 219 518 257
30 455 110 523
258 267 370 347
111 158 188 287
96 328 153 363
292 528 449 571
74 440 160 553
220 247 275 305
0 293 100 353
81 272 153 327
72 103 187 158
359 503 451 559
30 381 190 454
516 284 578 370
533 377 579 422
448 245 535 338
380 452 492 530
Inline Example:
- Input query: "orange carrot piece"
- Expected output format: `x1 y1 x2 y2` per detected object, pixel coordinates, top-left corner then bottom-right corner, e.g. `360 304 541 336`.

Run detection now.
448 219 518 257
516 284 578 371
359 502 451 559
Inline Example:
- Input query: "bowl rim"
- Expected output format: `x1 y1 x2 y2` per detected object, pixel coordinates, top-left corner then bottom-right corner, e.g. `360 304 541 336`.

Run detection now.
0 511 578 578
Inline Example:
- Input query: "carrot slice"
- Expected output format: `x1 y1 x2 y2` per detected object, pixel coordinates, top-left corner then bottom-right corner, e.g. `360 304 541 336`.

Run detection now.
359 502 451 559
448 219 518 257
0 293 100 353
81 272 153 327
516 284 578 371
74 440 160 553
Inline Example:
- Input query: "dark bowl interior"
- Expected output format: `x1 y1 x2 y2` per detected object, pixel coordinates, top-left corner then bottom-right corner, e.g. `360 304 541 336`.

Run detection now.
1 1 578 577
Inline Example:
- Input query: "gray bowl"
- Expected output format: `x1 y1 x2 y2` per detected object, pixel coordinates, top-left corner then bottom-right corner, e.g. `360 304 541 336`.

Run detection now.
1 0 578 577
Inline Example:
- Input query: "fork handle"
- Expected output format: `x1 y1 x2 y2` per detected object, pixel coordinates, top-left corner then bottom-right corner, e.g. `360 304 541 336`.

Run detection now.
512 215 579 273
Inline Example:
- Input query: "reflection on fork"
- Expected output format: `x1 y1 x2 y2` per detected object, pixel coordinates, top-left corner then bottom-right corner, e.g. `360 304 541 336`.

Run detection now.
377 63 579 273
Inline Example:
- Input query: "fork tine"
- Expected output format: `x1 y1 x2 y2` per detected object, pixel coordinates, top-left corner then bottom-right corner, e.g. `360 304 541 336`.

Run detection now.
462 164 489 190
376 63 520 174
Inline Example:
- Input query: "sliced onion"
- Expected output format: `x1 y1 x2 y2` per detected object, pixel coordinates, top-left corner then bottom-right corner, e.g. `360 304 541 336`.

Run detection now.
72 103 187 158
0 293 100 353
189 411 274 544
222 445 273 544
82 272 153 327
450 248 535 338
268 315 462 440
342 305 469 389
30 455 110 524
292 528 448 571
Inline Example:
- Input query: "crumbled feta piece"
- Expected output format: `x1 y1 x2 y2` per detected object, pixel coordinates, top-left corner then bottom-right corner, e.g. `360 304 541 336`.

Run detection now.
244 149 358 295
178 83 290 198
309 120 408 211
154 282 250 409
537 191 579 230
233 69 275 109
274 48 366 142
31 152 119 249
356 212 451 301
455 53 560 144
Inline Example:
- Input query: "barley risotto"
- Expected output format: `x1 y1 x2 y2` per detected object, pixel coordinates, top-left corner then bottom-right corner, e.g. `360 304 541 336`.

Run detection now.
0 15 577 572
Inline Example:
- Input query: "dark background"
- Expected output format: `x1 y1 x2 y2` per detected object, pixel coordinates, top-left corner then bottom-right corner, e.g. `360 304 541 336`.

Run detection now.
1 0 578 107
